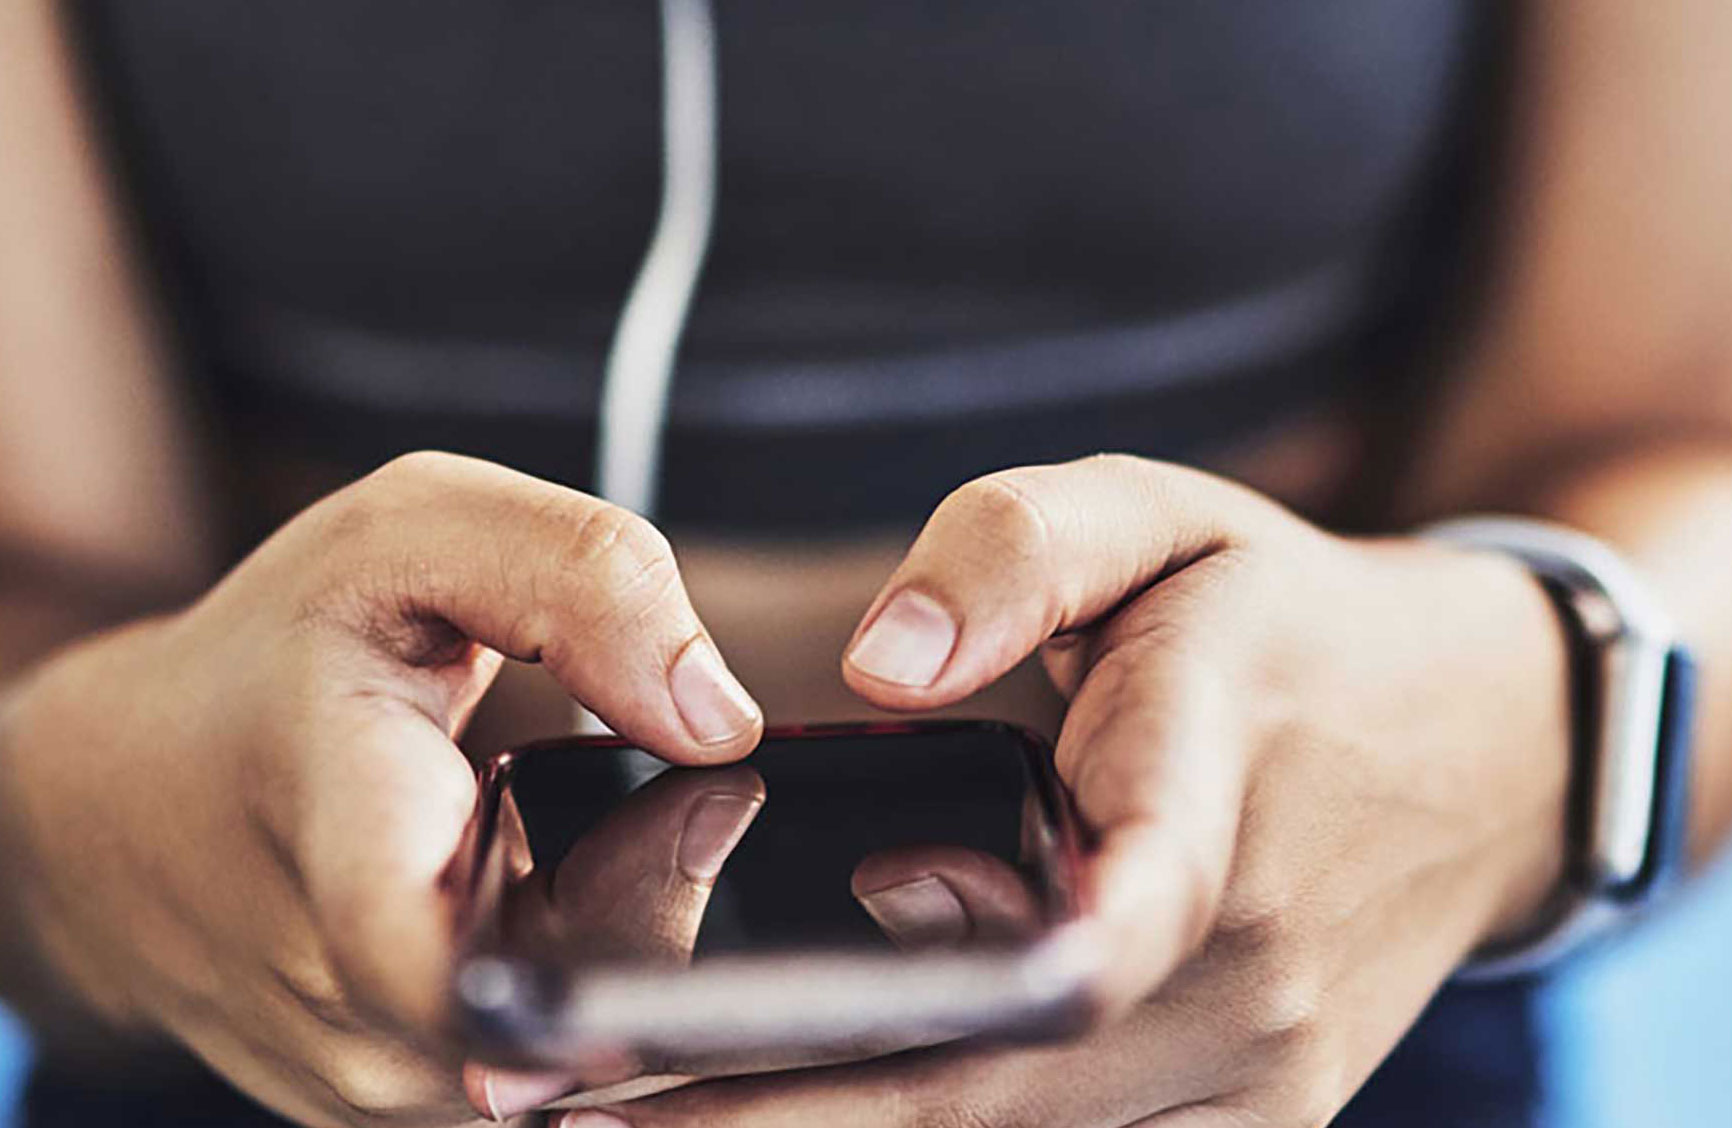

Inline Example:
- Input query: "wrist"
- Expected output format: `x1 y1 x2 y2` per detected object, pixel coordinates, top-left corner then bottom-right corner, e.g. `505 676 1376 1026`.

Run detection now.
0 673 43 888
1479 763 1571 950
1421 517 1697 974
0 672 74 1016
1455 550 1576 951
0 632 170 1029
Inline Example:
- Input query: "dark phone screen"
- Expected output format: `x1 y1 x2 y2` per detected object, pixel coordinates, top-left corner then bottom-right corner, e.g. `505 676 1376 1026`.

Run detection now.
485 723 1069 962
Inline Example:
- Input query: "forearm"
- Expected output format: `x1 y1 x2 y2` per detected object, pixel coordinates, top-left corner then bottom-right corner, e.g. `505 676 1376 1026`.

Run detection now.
0 582 173 1047
0 540 208 1044
0 0 214 1030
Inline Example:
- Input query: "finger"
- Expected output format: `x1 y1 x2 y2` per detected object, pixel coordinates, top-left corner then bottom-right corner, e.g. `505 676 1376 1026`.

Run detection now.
543 764 765 962
574 1003 1224 1128
1039 632 1092 700
1054 585 1247 1012
852 846 1043 949
463 1057 649 1125
841 455 1267 711
569 1049 963 1128
304 451 762 764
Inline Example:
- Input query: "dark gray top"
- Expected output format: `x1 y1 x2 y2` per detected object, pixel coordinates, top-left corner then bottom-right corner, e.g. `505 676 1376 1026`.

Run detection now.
74 0 1503 529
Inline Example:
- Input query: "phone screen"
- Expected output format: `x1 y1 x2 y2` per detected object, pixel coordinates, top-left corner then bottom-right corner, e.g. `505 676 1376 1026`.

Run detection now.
467 722 1076 961
454 722 1089 1067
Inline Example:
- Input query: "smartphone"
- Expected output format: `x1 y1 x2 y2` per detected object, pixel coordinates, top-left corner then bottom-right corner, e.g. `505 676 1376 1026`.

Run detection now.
449 720 1101 1073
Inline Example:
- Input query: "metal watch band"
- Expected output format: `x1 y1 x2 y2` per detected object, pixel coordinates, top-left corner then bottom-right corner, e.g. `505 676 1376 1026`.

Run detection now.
1419 517 1696 980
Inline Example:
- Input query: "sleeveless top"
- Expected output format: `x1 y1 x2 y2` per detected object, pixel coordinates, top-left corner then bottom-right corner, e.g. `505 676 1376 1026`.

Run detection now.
71 0 1507 531
37 4 1547 1125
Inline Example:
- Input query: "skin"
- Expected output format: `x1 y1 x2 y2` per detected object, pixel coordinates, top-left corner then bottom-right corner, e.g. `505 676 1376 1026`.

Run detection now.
560 458 1573 1128
1 2 1730 1128
1 452 767 1126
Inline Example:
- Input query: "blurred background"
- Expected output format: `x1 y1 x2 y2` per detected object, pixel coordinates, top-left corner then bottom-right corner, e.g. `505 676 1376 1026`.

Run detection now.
1544 854 1732 1127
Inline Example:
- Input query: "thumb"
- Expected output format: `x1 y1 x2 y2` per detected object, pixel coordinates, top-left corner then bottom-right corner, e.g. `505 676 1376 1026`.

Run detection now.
852 845 1044 950
1058 601 1246 1013
290 703 482 1039
841 456 1262 712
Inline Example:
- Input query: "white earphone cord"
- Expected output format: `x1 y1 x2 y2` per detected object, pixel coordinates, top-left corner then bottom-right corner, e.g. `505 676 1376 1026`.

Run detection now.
582 0 718 739
595 0 719 519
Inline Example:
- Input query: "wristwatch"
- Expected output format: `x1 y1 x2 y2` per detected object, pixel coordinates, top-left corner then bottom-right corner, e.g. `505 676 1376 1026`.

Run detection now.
1421 517 1697 980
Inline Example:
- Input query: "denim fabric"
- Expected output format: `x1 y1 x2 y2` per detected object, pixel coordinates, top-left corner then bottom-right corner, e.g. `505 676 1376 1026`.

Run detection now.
23 987 1541 1127
1338 982 1542 1127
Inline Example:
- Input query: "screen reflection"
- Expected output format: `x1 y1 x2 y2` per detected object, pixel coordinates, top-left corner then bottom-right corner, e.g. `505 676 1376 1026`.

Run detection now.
462 724 1071 976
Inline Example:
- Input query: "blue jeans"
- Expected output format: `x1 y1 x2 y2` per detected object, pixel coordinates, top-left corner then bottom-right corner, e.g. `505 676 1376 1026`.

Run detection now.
25 982 1543 1126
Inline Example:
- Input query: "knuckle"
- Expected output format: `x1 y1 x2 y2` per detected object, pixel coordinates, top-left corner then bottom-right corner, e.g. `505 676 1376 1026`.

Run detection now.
293 481 399 578
312 488 384 552
319 1056 442 1123
1249 974 1324 1066
1212 828 1316 956
1077 450 1152 479
330 451 461 532
1243 1065 1346 1128
291 459 474 623
899 1059 1044 1128
941 472 1053 565
1205 944 1326 1068
906 1097 1019 1128
563 503 678 591
335 450 482 542
1212 876 1297 958
369 449 468 489
1082 450 1179 520
517 503 685 662
1187 885 1333 1078
569 508 684 625
274 956 363 1033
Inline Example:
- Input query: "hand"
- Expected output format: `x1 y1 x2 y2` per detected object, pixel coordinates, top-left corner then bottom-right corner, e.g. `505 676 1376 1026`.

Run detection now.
586 454 1573 1128
0 452 764 1127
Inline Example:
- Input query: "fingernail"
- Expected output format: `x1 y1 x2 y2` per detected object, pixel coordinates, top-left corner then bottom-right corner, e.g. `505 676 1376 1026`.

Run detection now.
678 791 763 881
858 875 970 948
481 1069 578 1120
847 590 958 688
669 638 761 745
559 1113 631 1128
